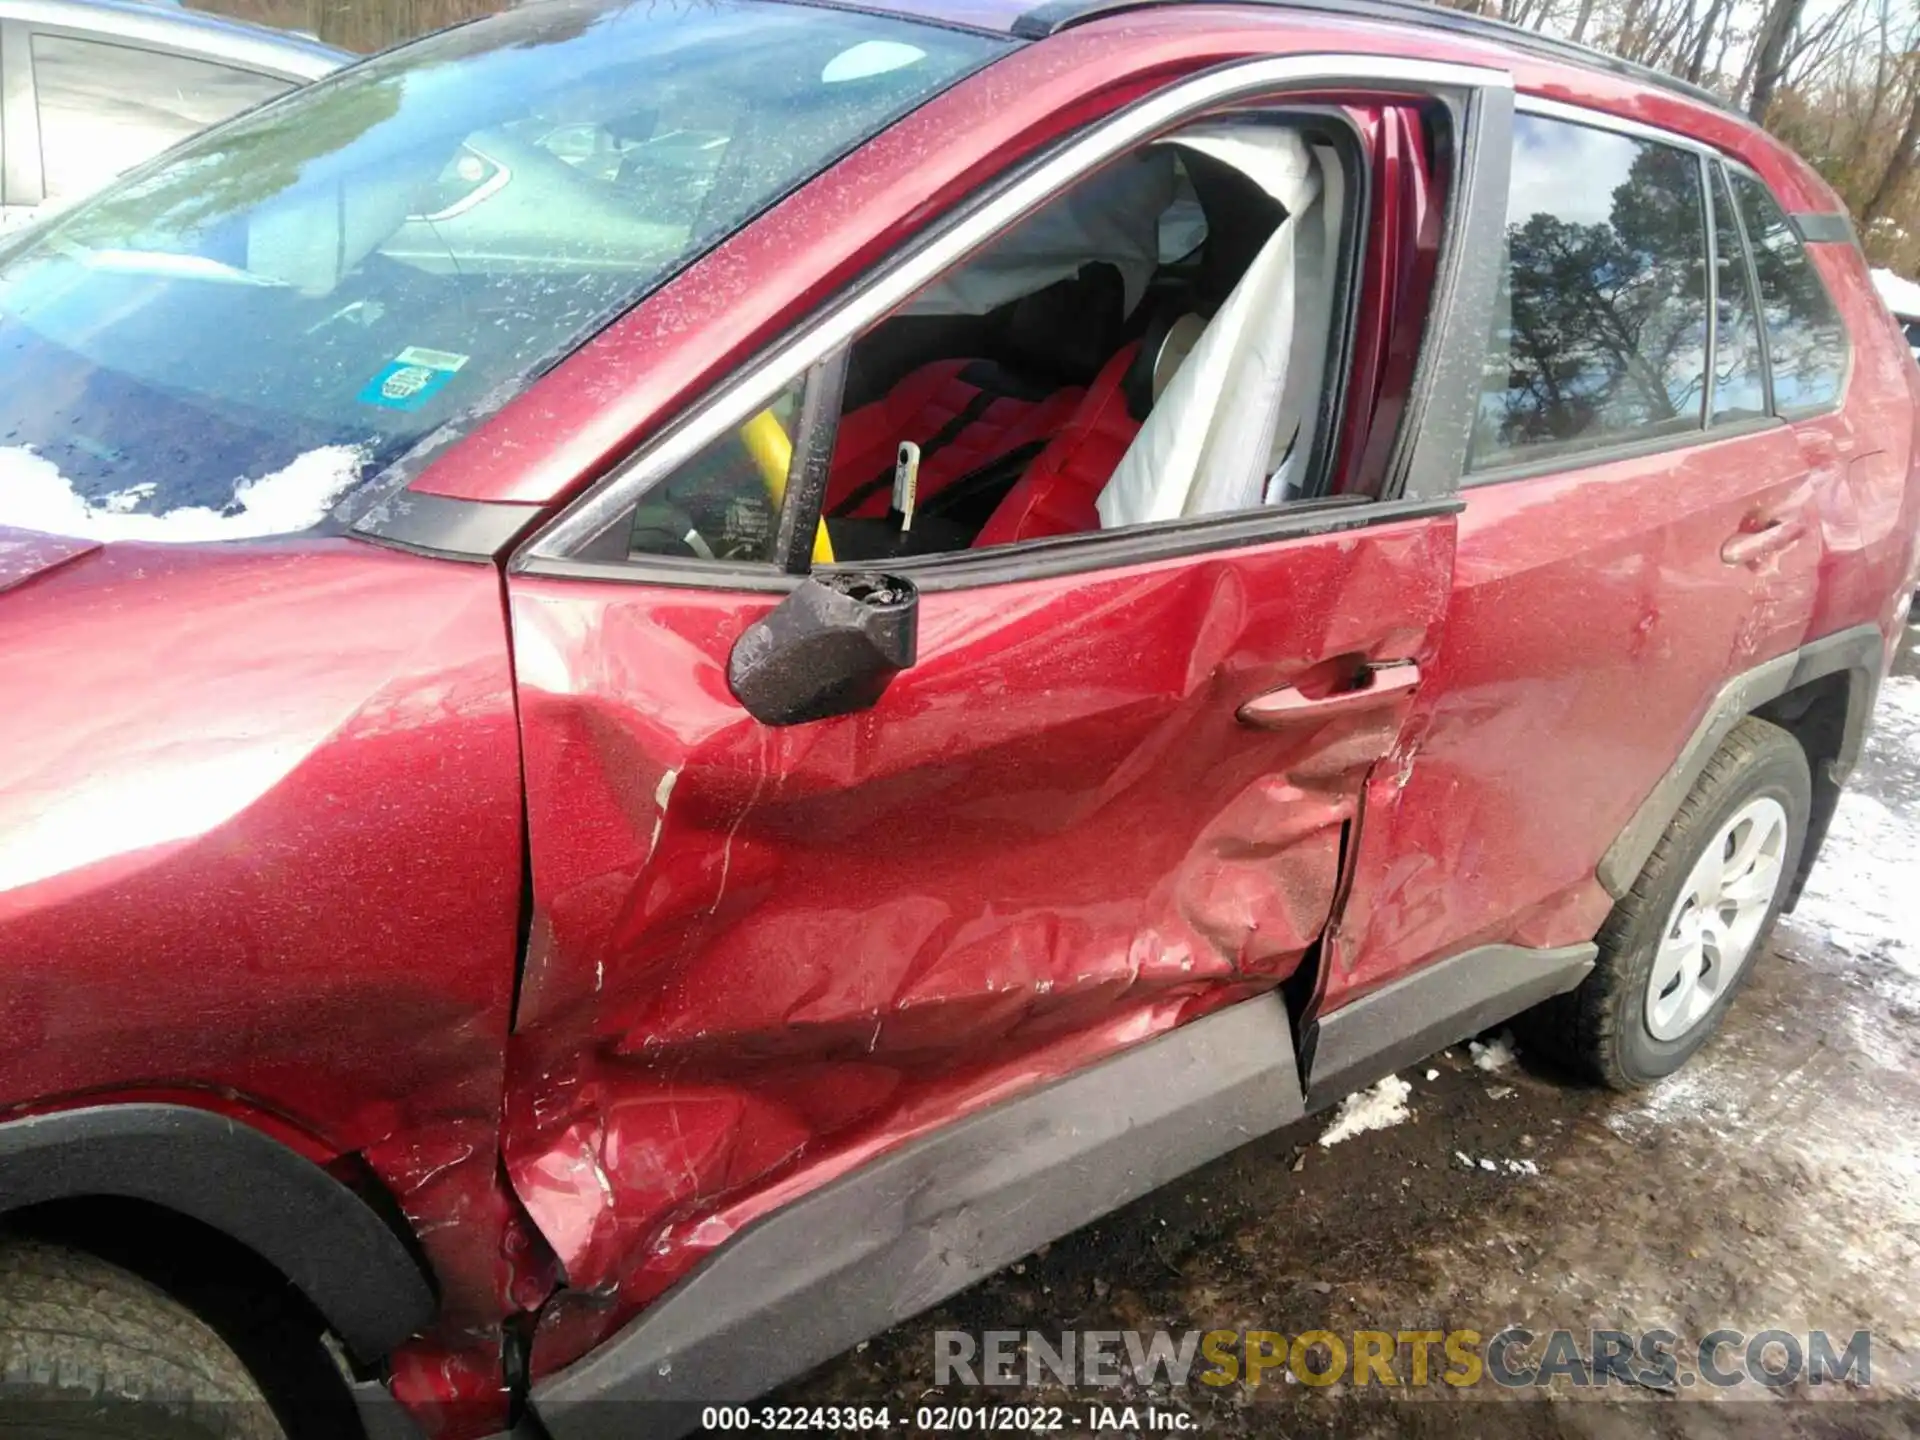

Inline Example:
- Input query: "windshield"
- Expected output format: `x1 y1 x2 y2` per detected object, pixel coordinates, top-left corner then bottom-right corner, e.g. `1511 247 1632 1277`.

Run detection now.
0 0 1006 542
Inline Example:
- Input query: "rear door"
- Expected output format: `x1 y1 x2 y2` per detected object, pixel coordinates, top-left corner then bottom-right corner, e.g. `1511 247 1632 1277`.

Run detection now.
1329 103 1823 1011
498 56 1510 1374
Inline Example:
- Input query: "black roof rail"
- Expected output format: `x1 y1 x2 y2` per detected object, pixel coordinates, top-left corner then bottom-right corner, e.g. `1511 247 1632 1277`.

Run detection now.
1009 0 1742 119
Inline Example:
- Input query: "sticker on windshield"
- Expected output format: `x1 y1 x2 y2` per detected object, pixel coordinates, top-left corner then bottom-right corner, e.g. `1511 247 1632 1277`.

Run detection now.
358 347 469 412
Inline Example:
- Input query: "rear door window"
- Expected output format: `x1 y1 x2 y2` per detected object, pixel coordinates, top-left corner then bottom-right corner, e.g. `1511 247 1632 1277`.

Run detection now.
1728 170 1849 414
32 35 292 201
1470 113 1709 470
1707 164 1768 423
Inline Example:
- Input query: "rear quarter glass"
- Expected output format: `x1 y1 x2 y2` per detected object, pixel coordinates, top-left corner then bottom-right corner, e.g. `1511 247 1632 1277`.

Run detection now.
1728 170 1848 413
0 0 1008 543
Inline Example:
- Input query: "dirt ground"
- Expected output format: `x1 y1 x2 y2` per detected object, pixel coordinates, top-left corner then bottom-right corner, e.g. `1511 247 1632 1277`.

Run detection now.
778 613 1920 1438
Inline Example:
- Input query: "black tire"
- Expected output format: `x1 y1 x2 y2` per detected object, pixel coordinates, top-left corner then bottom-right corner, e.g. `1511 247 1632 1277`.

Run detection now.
1522 716 1811 1090
0 1239 285 1440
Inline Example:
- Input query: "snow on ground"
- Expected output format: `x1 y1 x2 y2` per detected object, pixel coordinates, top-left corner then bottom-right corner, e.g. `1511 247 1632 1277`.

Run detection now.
1467 1030 1517 1072
0 444 362 542
1317 1074 1411 1148
1453 1151 1539 1176
1872 266 1920 319
1604 1053 1751 1139
1779 671 1920 992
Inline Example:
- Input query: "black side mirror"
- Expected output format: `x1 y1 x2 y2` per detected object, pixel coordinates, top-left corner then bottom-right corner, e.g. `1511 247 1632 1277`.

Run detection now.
727 573 918 726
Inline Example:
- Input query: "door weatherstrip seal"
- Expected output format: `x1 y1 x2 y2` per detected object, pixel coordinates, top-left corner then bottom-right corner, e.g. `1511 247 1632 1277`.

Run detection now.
515 493 1463 593
1389 81 1510 503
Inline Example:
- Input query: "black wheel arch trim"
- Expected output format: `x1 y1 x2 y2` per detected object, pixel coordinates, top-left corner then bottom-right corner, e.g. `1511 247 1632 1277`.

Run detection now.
0 1103 436 1364
1597 622 1886 901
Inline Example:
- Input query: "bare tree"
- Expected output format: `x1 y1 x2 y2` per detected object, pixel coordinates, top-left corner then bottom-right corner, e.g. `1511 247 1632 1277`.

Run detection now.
1862 86 1920 228
1420 0 1920 272
1682 0 1732 83
1747 0 1812 122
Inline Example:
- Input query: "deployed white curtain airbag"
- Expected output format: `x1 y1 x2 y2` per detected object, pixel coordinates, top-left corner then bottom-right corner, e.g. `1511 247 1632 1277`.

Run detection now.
1097 126 1322 529
1264 143 1341 501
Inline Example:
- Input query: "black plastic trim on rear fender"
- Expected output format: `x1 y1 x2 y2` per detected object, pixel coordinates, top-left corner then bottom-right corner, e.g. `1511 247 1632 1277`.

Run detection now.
1301 942 1598 1110
1596 622 1887 900
0 1104 435 1363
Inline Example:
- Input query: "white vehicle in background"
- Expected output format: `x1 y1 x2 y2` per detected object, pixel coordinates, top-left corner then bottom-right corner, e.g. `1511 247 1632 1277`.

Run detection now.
1 0 749 273
1872 266 1920 361
0 0 345 228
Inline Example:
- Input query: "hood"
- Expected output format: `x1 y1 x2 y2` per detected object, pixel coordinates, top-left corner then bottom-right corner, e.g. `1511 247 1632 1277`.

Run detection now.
0 528 99 596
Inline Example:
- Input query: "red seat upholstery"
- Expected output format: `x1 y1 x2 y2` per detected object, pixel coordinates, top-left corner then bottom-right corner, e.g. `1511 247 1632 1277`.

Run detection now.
970 342 1142 548
825 360 1086 520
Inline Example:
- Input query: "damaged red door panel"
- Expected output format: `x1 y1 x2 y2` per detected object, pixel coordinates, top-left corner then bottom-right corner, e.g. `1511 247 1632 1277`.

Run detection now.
1315 106 1838 1014
503 513 1453 1372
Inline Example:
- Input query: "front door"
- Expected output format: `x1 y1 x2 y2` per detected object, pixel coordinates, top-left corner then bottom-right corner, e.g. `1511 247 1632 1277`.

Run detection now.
502 507 1455 1365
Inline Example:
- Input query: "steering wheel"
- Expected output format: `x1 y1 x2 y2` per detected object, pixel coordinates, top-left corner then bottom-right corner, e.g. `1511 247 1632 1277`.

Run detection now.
739 409 835 565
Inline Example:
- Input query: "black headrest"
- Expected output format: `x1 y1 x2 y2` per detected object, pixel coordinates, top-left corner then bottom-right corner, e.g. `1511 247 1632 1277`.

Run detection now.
1001 261 1126 385
1182 149 1287 309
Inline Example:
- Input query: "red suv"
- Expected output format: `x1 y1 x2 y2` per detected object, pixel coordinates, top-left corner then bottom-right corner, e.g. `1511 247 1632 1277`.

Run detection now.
0 0 1912 1435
